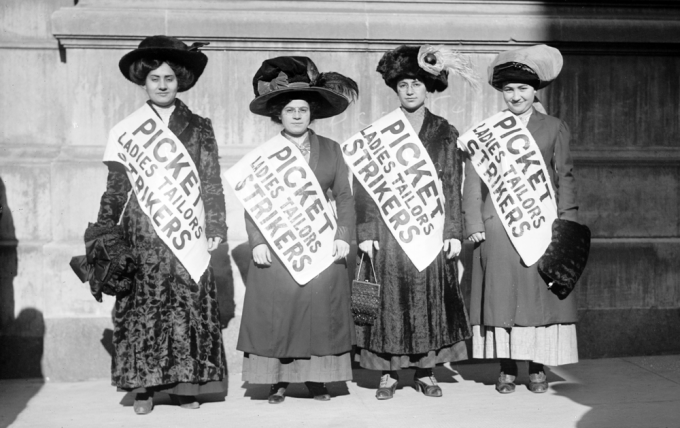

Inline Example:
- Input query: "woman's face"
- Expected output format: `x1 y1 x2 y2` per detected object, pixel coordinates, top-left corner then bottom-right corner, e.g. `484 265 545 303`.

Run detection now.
279 99 311 137
502 83 536 115
396 78 427 111
144 62 178 108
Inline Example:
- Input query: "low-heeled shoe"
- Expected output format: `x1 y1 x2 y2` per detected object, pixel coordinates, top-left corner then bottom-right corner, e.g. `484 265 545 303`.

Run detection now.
376 380 398 400
177 395 200 409
133 393 154 415
528 372 549 393
305 382 331 401
495 373 516 394
413 377 442 397
268 383 287 404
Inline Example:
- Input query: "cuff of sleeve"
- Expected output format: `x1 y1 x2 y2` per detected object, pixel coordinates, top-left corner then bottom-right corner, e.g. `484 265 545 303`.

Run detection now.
464 222 485 237
206 225 228 242
334 225 352 244
356 222 379 242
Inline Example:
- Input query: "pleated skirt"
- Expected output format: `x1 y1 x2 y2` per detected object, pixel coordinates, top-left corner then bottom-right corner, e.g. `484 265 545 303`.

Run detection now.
472 324 578 366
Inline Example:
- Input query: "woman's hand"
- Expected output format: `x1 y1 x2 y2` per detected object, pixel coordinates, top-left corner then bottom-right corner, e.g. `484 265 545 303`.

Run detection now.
207 237 222 252
468 232 486 243
332 240 350 261
252 244 272 266
359 240 380 258
443 239 462 259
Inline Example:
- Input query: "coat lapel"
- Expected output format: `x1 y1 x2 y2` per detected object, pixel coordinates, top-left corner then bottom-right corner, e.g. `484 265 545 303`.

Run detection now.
168 98 192 141
307 129 320 171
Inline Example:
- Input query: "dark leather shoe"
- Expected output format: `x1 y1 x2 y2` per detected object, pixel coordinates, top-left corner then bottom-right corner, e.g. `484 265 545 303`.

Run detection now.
268 382 288 404
133 393 154 415
305 382 331 401
413 376 442 397
528 372 548 393
376 374 398 400
495 373 516 394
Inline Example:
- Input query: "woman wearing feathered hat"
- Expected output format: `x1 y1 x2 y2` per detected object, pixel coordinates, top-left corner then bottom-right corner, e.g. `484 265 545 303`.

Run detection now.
236 56 358 404
95 36 228 414
353 45 475 400
463 45 580 394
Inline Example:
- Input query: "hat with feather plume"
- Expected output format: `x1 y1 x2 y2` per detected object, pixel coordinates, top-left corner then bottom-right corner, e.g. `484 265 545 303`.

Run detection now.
377 45 480 93
249 56 359 119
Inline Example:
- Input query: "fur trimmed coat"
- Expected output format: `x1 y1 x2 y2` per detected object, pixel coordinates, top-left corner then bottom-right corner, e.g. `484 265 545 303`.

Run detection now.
463 109 579 327
354 108 471 355
97 99 228 389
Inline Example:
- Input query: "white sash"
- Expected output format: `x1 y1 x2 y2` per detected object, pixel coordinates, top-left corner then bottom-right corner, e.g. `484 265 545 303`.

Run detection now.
224 134 337 285
341 109 445 272
103 104 210 283
459 110 558 266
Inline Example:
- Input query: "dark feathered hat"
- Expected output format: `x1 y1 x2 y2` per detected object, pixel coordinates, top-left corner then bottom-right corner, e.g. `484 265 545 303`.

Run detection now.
377 45 479 93
249 56 358 119
489 44 563 91
118 35 209 92
538 219 591 300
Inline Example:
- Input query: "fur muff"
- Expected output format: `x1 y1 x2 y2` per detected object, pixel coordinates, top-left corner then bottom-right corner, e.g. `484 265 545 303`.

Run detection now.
376 45 449 93
538 219 591 299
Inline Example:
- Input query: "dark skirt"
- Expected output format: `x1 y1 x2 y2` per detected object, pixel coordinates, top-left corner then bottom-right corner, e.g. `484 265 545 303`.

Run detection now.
111 197 227 391
237 251 355 359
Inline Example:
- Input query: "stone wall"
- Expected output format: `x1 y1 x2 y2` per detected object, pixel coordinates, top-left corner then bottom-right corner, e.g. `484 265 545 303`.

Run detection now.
1 0 679 380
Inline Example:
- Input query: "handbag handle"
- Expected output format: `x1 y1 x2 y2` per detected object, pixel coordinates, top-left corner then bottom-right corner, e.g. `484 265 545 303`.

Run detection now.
356 252 378 282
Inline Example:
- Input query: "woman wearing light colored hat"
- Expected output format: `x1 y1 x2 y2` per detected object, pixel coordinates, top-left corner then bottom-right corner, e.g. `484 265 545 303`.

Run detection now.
353 45 475 400
463 44 580 394
236 56 358 404
96 35 228 414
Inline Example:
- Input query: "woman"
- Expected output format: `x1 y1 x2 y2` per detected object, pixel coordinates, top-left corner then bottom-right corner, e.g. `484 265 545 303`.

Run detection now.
97 36 227 414
463 44 579 394
354 45 473 400
236 56 358 404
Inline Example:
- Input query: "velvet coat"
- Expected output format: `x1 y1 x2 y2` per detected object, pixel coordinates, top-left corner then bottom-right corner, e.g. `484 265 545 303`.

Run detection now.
463 109 579 327
98 99 228 389
236 130 356 358
354 108 472 355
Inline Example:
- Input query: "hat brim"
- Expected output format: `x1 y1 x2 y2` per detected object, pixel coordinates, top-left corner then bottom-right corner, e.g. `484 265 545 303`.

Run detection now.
118 48 208 92
249 87 350 119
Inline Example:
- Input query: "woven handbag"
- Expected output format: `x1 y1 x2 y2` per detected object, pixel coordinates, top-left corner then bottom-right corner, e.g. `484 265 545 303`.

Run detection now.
351 253 381 326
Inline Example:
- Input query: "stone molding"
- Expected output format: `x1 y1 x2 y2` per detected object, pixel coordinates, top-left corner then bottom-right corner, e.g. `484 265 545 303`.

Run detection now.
51 1 680 52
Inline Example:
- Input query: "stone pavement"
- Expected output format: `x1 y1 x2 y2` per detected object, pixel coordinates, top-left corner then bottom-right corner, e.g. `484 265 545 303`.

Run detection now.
2 355 679 428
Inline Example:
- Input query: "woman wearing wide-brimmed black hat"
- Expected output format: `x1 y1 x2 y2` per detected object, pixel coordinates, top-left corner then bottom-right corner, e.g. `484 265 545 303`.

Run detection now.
236 56 358 404
353 45 475 400
463 44 580 394
96 35 227 414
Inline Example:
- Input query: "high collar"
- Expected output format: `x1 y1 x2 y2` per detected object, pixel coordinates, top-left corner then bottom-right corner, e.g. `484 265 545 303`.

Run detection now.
147 98 193 138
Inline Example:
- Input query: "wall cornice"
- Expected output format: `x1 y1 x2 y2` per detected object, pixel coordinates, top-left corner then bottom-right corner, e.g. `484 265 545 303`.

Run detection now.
51 1 680 52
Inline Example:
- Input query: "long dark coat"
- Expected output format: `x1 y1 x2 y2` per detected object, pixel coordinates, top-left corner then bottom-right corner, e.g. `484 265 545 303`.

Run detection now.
463 109 579 327
354 109 471 355
236 130 356 358
98 99 228 389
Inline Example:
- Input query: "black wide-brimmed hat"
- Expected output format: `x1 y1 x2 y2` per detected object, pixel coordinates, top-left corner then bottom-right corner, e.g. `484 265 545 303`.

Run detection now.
538 219 591 300
249 56 358 119
489 44 563 91
118 35 209 92
377 45 479 93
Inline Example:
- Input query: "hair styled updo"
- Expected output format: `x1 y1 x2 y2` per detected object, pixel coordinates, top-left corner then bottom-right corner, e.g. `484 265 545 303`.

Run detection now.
266 93 324 124
128 58 195 91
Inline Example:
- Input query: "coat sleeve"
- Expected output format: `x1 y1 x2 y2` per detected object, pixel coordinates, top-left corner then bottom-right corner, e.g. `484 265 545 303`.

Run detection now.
354 174 381 243
97 164 131 227
462 154 485 237
553 120 579 222
331 143 355 244
442 125 464 241
198 117 228 241
245 212 267 249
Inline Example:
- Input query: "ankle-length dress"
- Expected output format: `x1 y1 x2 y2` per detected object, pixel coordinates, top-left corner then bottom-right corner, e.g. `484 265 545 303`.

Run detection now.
97 99 228 394
353 106 471 371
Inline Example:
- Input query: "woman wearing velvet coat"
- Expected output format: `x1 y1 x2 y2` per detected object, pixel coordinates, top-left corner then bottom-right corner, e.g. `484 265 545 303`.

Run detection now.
353 45 473 400
236 56 358 404
97 36 227 414
463 45 579 394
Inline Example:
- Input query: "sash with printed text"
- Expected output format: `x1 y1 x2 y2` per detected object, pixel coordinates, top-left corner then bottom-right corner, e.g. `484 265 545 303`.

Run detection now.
341 109 445 272
103 104 210 283
458 110 557 266
224 135 337 284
